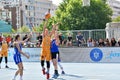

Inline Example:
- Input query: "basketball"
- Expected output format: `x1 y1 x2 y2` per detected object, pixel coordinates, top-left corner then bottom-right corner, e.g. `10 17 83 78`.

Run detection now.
45 13 51 19
45 9 51 19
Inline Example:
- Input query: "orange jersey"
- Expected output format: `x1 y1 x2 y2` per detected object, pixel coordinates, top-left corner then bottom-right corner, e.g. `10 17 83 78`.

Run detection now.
0 42 8 57
40 35 51 61
1 42 8 51
41 35 51 50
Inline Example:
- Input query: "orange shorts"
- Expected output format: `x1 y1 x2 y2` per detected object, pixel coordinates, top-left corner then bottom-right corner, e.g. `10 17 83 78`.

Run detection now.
40 49 51 61
0 50 8 57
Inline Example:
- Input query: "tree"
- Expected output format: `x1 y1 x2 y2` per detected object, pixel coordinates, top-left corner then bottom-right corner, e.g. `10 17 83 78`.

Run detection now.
39 17 57 31
34 26 42 32
11 28 16 33
55 0 112 30
101 0 107 3
112 16 120 22
18 26 30 33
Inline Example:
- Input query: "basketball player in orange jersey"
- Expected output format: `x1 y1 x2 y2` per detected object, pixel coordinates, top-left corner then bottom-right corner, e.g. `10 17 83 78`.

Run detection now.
0 37 9 69
40 20 56 79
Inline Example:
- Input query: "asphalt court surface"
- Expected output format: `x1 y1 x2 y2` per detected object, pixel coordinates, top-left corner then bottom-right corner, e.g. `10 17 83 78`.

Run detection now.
0 62 120 80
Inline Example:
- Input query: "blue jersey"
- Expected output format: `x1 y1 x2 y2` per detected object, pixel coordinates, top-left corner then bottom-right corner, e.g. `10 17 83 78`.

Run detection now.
51 39 59 53
13 43 22 64
14 43 22 55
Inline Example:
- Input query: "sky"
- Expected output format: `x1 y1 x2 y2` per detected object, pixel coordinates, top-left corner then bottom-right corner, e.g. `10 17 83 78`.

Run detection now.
51 0 63 5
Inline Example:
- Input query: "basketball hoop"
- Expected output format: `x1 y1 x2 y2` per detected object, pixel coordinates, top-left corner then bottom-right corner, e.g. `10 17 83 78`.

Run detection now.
82 0 90 6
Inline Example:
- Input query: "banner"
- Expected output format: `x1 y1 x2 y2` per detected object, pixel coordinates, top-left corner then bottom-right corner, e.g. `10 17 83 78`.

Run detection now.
59 47 120 63
5 47 120 63
8 48 41 62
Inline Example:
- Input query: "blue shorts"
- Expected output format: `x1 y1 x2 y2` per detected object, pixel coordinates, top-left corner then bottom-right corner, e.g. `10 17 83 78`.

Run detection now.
13 54 22 64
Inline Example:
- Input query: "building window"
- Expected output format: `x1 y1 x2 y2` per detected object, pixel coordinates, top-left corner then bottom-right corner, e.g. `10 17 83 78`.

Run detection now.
25 5 28 10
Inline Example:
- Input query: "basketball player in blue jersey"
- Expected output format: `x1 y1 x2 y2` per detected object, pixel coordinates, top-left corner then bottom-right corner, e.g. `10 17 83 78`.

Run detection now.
51 30 60 79
12 34 31 80
51 30 64 79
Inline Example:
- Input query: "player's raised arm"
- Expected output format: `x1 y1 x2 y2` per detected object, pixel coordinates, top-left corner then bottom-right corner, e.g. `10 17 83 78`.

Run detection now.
43 20 48 37
50 23 59 37
55 31 60 46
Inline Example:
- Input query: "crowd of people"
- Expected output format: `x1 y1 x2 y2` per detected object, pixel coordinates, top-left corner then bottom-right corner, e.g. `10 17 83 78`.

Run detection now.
1 32 120 48
86 37 120 47
39 31 120 47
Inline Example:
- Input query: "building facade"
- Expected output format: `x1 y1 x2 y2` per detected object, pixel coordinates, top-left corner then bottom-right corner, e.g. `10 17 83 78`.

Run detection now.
107 0 120 19
0 0 57 30
22 0 53 27
22 0 57 29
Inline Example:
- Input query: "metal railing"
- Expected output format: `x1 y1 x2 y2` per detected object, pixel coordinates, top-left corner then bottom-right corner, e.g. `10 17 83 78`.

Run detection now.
0 29 107 47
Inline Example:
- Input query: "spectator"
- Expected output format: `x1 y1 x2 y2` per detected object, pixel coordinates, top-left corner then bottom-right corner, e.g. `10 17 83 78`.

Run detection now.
59 33 65 46
6 35 11 45
0 36 2 46
118 38 120 46
66 33 72 47
9 38 14 47
36 33 42 47
104 38 110 47
98 38 105 47
23 34 28 41
92 39 97 47
110 38 117 47
22 34 30 47
76 32 84 47
87 38 93 47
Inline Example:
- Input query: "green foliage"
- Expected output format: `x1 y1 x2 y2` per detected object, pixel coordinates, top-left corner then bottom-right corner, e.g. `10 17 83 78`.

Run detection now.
18 26 30 33
39 17 58 31
2 33 9 37
55 0 112 30
112 16 120 22
33 26 42 32
11 28 16 33
101 0 107 3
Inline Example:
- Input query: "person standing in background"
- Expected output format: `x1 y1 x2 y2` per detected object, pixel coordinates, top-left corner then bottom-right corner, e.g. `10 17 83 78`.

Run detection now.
66 33 73 47
37 33 42 47
0 36 2 47
76 32 84 47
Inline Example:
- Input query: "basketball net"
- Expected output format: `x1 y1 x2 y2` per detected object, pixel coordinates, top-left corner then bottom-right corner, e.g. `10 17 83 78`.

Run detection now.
82 0 90 6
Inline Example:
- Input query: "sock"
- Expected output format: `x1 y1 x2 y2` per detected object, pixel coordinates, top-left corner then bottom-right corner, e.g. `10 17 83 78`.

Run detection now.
61 67 63 71
46 69 49 73
42 67 45 70
55 70 58 75
20 76 23 80
13 75 16 79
